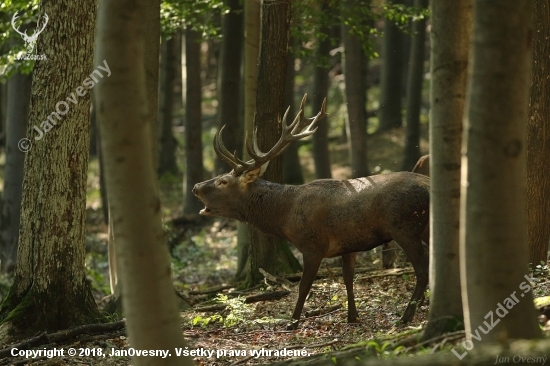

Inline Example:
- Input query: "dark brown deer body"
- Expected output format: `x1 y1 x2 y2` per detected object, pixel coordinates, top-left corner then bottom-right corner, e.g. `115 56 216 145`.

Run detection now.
382 154 431 269
193 95 430 329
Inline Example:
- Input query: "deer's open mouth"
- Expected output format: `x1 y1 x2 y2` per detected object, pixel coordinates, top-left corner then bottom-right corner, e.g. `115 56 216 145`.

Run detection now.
199 206 212 215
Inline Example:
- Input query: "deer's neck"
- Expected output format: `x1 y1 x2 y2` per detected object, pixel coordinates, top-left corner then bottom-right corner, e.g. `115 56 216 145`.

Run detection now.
241 180 296 238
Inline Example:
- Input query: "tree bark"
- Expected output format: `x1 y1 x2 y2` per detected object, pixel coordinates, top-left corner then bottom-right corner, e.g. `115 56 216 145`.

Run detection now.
215 0 244 175
343 25 369 178
0 0 101 337
421 0 471 341
158 36 179 176
183 28 204 215
526 0 550 268
0 72 31 272
312 0 332 179
460 0 540 342
378 0 405 131
95 0 193 363
236 0 261 281
282 42 304 185
245 0 302 286
401 0 428 172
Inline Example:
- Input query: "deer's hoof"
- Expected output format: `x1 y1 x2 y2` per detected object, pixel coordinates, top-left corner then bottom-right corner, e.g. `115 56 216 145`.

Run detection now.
286 320 299 330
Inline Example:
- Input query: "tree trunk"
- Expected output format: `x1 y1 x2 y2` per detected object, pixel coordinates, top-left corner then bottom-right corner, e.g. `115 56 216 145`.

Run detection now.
461 0 540 342
527 0 550 268
401 0 428 172
312 0 332 179
236 0 261 281
282 43 304 185
0 72 32 272
183 28 204 215
95 0 193 364
144 1 161 170
378 0 405 132
0 0 102 337
421 0 471 341
343 25 369 178
245 0 302 286
215 0 244 175
158 36 179 176
0 82 6 151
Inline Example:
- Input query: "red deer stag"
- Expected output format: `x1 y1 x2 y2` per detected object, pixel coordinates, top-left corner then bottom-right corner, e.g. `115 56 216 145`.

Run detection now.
193 94 430 329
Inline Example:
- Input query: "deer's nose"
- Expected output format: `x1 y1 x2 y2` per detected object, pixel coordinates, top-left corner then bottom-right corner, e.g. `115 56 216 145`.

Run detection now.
192 185 198 196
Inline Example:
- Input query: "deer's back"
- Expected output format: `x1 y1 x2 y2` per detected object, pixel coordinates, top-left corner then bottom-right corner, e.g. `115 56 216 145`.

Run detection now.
284 172 430 258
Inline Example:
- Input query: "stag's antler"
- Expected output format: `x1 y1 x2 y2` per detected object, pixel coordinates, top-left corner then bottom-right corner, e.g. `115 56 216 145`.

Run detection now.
31 13 48 40
11 12 27 38
214 94 327 176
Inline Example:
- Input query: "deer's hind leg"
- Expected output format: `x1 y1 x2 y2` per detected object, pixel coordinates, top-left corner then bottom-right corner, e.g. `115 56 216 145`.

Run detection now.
392 232 429 323
342 252 359 322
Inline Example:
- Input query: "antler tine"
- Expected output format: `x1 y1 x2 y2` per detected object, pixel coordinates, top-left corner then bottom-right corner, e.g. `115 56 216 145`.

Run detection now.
241 94 327 174
11 12 27 37
36 13 49 34
215 126 257 175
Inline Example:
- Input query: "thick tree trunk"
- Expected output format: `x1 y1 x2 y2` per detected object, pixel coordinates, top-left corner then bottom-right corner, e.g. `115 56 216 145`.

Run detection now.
461 0 540 342
183 28 204 215
421 0 471 341
0 0 101 337
343 25 369 178
245 0 302 286
0 72 32 272
311 0 332 179
95 0 193 364
401 0 428 172
378 0 405 131
527 0 550 268
236 0 261 281
158 36 179 176
282 44 303 185
215 0 244 175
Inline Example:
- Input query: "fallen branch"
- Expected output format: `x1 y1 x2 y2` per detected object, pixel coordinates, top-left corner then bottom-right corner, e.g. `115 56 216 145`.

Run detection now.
260 268 294 289
244 291 291 304
189 284 235 295
305 304 342 318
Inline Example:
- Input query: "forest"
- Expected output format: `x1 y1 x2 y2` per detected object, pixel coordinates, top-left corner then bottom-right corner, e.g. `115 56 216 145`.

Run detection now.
0 0 549 365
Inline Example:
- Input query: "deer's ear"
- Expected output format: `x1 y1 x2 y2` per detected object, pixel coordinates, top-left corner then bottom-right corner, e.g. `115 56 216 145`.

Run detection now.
240 162 269 184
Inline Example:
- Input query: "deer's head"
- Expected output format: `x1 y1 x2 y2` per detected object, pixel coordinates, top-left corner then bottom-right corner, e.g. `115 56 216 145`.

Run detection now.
12 11 49 54
193 94 327 220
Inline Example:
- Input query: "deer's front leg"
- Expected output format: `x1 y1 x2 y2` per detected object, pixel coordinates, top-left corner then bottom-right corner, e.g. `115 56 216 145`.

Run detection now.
342 252 359 323
287 254 323 330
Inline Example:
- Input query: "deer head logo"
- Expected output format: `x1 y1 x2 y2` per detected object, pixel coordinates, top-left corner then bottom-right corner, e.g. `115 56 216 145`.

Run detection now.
11 11 49 54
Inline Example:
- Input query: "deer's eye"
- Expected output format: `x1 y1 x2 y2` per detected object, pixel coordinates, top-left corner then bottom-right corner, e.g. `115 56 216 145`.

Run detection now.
217 179 228 186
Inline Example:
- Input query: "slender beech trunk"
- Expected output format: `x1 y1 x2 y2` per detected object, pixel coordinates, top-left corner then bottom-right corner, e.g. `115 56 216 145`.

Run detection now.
378 0 405 131
158 36 179 176
401 0 428 172
95 0 193 363
183 28 204 215
343 25 369 178
527 0 550 267
0 72 32 272
282 43 303 185
245 0 302 286
215 0 244 175
236 0 261 281
0 0 101 337
311 0 332 179
421 0 471 341
460 0 540 343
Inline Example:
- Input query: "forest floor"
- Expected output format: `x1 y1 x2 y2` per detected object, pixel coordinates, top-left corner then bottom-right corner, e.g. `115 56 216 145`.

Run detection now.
2 126 550 365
